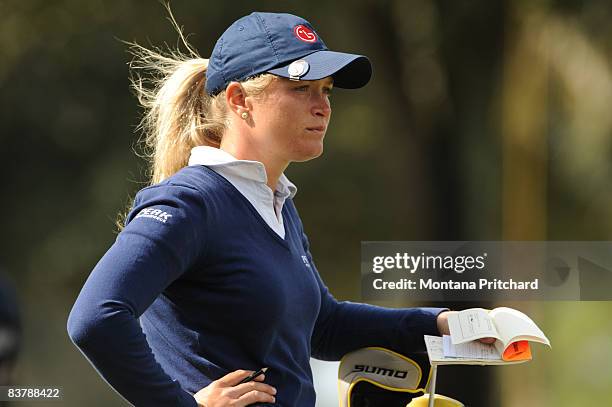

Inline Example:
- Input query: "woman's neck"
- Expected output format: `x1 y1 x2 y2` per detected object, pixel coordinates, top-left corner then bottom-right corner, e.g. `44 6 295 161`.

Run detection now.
219 138 288 192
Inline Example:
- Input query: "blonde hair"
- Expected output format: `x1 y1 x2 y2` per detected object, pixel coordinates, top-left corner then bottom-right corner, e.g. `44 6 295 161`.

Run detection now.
116 6 276 230
127 7 276 185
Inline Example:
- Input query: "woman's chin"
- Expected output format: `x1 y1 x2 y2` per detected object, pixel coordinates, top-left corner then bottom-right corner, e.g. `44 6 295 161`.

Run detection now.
292 144 324 162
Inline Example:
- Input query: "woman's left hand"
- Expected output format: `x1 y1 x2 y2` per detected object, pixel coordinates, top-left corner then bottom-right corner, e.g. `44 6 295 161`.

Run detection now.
436 311 496 344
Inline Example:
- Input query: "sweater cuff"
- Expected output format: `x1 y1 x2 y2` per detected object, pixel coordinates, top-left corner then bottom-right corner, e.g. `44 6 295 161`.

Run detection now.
421 307 450 336
177 389 199 407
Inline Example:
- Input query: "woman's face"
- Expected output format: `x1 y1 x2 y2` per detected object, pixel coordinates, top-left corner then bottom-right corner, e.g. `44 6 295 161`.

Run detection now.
247 76 333 164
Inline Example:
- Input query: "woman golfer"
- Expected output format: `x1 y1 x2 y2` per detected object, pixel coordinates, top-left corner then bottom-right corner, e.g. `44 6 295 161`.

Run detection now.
68 12 453 407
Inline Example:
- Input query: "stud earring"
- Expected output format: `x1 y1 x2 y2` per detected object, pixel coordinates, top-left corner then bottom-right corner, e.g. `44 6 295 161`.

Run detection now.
241 111 249 120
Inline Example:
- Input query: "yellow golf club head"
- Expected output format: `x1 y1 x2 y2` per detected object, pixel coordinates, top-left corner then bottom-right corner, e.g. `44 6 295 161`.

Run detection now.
407 394 465 407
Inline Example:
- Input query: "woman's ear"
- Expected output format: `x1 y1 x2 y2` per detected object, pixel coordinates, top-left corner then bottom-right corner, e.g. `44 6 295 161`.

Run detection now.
225 82 248 117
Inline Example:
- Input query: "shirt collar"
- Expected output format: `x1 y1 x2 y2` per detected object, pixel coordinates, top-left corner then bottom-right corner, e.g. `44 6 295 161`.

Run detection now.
188 146 297 198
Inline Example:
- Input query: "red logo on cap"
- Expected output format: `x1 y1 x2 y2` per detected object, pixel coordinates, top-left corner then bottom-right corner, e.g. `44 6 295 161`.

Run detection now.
294 25 317 43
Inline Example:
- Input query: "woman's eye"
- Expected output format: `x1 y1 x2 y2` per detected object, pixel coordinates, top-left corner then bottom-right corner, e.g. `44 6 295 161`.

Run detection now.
294 86 309 92
324 87 333 96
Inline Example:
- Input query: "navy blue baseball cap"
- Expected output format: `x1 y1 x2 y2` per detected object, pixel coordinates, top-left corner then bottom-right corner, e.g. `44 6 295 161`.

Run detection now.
205 12 372 95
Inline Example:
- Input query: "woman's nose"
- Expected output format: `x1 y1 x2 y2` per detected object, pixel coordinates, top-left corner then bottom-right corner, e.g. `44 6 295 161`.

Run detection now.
312 94 331 118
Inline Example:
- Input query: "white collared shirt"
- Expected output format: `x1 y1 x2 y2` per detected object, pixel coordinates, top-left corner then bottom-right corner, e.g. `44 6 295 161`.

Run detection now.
188 146 297 239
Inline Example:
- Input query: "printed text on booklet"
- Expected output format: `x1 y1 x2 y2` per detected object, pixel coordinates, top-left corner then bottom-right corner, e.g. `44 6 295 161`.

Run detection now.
446 307 551 362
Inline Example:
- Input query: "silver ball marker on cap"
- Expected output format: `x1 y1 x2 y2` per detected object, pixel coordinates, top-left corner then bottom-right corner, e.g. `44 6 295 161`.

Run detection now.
288 59 310 80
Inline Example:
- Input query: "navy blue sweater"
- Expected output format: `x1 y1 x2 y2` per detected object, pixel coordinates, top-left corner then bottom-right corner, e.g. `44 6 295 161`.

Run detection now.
67 165 445 406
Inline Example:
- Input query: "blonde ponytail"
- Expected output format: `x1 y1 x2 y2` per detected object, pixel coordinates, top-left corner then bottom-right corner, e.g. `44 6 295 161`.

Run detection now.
127 52 220 184
125 5 276 188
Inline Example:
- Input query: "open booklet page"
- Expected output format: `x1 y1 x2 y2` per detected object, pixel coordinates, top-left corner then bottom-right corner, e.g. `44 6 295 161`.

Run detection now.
424 335 527 365
448 307 550 348
489 307 550 347
447 308 501 345
442 335 499 360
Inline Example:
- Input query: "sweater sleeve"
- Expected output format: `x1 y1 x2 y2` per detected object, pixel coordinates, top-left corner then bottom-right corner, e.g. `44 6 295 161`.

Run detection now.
67 183 205 407
302 232 448 361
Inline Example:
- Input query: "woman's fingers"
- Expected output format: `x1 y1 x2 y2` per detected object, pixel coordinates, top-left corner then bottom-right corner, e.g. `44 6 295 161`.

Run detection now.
235 389 276 406
193 369 277 407
227 381 277 399
215 369 252 386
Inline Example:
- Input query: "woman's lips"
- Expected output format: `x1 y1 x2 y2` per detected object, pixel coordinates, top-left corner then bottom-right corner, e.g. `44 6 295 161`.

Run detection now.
306 126 326 132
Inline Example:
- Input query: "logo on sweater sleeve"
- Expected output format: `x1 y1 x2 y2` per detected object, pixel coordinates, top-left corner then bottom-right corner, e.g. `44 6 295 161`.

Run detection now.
302 255 311 267
135 207 173 223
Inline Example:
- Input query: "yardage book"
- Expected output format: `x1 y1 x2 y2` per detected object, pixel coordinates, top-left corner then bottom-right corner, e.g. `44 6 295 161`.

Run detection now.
424 335 524 365
425 307 551 365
